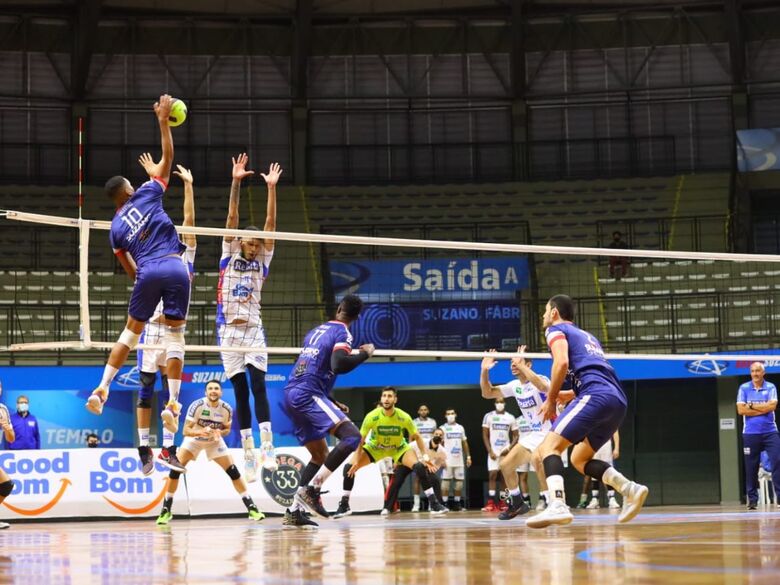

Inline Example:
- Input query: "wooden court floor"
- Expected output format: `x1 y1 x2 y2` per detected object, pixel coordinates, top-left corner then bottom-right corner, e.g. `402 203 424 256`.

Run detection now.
0 505 778 584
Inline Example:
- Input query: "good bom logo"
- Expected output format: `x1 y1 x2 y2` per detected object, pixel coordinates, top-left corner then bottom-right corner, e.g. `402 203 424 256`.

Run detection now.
0 452 69 495
90 451 168 494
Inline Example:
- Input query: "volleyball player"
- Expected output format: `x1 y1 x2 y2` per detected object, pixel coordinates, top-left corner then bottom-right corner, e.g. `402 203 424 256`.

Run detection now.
217 154 283 480
480 346 553 520
411 404 437 511
0 381 15 529
156 379 264 525
481 397 518 512
134 154 196 475
87 95 190 445
440 409 470 510
332 387 447 518
527 294 648 528
281 295 374 529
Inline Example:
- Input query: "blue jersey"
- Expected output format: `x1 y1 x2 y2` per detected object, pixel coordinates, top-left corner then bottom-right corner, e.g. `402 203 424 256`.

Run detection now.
737 381 778 435
545 322 625 401
109 178 185 268
285 320 353 397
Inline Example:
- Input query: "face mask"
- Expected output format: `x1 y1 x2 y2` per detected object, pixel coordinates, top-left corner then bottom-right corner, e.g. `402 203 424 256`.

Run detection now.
17 404 28 413
495 403 505 413
88 442 98 448
432 436 442 444
446 414 456 424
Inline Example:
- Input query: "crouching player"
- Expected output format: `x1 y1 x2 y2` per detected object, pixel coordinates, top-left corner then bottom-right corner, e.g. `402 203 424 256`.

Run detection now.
0 382 15 529
156 380 264 525
333 387 448 518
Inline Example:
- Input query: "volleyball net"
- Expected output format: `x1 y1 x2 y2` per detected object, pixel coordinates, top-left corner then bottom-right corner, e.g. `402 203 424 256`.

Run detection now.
2 208 780 363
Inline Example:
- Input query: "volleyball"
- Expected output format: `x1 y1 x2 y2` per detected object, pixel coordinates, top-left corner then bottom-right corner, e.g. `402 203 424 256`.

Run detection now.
168 99 187 127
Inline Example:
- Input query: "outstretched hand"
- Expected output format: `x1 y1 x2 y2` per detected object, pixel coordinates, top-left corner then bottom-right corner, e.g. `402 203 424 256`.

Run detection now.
260 162 283 187
538 397 558 423
232 153 254 181
154 94 174 124
173 164 193 184
138 152 156 177
481 348 498 371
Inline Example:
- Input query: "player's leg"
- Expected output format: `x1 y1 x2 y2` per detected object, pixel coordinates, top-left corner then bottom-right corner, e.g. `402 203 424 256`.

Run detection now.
87 315 146 414
441 467 452 505
247 326 276 471
213 455 264 520
743 433 763 508
531 448 549 510
399 448 447 515
517 470 531 507
578 476 591 508
0 468 12 529
482 465 499 512
762 432 780 506
452 467 465 511
496 444 533 520
525 431 573 527
136 368 157 476
154 366 183 471
333 449 372 518
384 464 412 513
157 446 194 525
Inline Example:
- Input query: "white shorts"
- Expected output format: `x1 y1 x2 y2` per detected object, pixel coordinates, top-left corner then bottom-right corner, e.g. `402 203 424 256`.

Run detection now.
488 456 501 472
593 440 613 465
218 323 268 378
441 466 465 480
519 431 547 453
138 321 166 373
516 461 536 473
180 437 230 461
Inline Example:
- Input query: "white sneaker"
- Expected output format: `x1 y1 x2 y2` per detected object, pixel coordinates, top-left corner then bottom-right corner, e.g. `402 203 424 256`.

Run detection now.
0 522 9 529
160 401 181 434
618 481 649 523
586 497 600 509
85 388 107 415
535 498 547 512
411 503 420 512
608 496 621 510
380 508 389 517
244 448 258 483
260 441 278 472
526 500 574 529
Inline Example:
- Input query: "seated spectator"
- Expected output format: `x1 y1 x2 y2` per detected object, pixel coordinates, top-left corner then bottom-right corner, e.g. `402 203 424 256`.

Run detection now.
608 231 630 280
86 433 100 448
7 395 40 450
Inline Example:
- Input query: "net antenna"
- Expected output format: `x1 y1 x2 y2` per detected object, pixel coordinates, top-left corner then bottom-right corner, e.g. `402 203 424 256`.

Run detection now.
2 209 780 362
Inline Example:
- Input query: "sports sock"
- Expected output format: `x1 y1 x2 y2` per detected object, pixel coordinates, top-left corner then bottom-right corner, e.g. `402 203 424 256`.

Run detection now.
240 428 253 441
163 430 175 449
138 428 150 447
162 495 173 512
488 490 496 498
424 488 434 497
579 493 588 503
509 487 521 497
454 496 461 502
167 379 181 404
608 490 615 498
602 466 630 493
99 365 118 390
259 421 273 445
543 455 566 503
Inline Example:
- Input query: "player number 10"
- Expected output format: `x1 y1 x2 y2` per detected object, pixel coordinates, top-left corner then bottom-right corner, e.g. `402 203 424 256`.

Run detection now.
120 207 144 229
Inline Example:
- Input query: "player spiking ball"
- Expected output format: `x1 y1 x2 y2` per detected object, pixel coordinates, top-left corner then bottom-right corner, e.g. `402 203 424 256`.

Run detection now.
87 94 190 453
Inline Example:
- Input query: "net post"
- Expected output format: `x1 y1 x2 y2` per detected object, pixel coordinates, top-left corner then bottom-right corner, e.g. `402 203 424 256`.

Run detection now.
78 218 92 348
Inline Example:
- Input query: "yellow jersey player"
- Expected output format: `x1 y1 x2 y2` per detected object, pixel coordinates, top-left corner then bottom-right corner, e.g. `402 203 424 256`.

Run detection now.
155 379 264 525
333 387 447 518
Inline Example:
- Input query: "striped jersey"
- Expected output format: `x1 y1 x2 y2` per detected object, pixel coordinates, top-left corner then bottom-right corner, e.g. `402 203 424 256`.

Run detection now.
185 398 233 442
216 239 273 327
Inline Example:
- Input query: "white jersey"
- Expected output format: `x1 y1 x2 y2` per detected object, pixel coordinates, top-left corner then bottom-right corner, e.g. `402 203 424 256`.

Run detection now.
149 244 196 323
517 413 532 435
482 410 518 452
439 422 467 467
498 376 552 433
185 398 233 442
216 239 273 327
413 417 438 443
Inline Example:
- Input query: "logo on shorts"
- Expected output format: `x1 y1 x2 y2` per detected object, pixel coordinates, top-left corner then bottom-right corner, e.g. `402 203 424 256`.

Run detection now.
685 360 728 376
261 453 305 507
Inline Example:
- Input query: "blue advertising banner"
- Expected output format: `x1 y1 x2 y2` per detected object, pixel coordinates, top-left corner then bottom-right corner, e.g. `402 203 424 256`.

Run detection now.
2 350 776 449
350 301 522 350
736 128 780 172
330 257 529 302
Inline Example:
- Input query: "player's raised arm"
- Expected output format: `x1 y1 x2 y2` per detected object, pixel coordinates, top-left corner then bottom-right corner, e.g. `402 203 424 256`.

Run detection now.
138 152 156 179
515 345 550 393
152 94 174 185
259 162 282 251
480 349 503 399
225 153 254 242
174 165 196 248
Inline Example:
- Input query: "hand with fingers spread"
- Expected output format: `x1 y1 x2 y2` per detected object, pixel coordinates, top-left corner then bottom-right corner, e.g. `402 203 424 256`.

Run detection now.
138 152 156 177
260 162 283 187
232 153 254 182
154 94 174 125
481 348 498 371
173 164 193 184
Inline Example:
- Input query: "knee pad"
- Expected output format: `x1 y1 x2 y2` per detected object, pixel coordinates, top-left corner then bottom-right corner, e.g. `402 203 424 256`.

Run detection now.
139 370 157 390
225 464 241 481
169 470 181 480
163 325 186 362
137 372 155 408
119 328 140 350
0 480 13 497
136 395 152 409
412 462 428 478
334 422 361 451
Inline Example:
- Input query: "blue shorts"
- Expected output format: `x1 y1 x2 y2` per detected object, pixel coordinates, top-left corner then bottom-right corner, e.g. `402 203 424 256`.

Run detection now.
128 255 190 322
283 386 348 445
552 391 626 452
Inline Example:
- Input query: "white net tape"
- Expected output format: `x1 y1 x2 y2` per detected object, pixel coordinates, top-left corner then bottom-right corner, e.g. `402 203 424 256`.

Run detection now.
2 208 780 362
